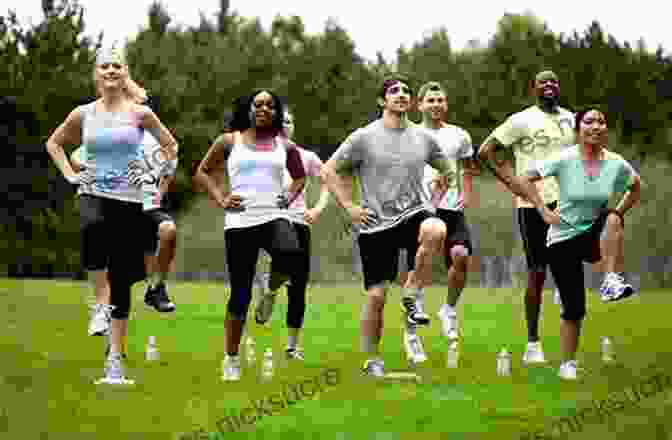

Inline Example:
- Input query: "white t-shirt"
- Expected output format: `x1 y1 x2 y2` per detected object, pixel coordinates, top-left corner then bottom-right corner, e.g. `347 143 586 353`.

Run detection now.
422 124 473 212
485 105 575 208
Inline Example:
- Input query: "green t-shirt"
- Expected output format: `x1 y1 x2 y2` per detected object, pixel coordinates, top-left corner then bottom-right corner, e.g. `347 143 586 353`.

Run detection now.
534 145 638 246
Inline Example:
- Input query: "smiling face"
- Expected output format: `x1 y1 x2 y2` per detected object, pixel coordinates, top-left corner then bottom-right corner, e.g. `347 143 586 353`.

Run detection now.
533 70 560 104
250 91 277 129
578 109 608 147
381 80 412 114
95 61 128 92
418 89 447 122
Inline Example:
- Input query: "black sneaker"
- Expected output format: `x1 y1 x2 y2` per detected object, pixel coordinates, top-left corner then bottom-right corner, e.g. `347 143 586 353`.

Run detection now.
401 297 430 326
285 348 305 361
144 282 176 313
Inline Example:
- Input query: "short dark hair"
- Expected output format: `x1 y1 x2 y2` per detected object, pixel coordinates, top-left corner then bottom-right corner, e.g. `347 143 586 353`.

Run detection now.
574 105 608 132
378 73 414 101
417 81 445 100
229 89 285 134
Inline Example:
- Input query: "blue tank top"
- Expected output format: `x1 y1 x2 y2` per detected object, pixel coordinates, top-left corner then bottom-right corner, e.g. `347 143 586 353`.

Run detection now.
77 102 145 203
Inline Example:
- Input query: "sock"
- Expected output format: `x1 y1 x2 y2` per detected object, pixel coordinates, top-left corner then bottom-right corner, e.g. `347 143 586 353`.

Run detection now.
402 287 415 302
150 272 166 288
441 303 456 316
446 286 463 308
414 288 425 314
287 329 299 350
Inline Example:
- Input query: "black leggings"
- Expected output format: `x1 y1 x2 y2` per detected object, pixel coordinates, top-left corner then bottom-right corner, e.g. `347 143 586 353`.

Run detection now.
272 223 310 329
225 219 303 321
79 195 151 319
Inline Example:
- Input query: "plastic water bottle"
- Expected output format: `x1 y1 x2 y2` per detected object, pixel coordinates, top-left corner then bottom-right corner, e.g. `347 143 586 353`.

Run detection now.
497 348 511 376
447 341 459 368
601 337 614 363
145 335 159 361
245 337 256 366
261 348 274 381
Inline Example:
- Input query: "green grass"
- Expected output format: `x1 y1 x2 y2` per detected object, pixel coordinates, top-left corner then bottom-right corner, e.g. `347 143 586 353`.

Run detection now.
1 279 671 440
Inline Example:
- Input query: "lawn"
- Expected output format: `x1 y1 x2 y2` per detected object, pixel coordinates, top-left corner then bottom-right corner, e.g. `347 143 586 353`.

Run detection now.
1 279 671 440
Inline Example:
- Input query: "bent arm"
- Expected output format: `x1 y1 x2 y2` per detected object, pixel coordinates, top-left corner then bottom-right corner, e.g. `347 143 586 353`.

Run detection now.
321 159 355 211
46 108 82 181
141 107 179 162
195 134 231 207
615 175 641 217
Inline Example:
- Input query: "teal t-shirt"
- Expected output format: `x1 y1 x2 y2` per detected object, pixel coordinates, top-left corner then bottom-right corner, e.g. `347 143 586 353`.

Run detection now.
534 145 638 246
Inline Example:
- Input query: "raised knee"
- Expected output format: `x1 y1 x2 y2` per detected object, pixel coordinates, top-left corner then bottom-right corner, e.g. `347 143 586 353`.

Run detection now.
606 213 623 229
420 218 447 246
450 245 469 266
158 221 177 240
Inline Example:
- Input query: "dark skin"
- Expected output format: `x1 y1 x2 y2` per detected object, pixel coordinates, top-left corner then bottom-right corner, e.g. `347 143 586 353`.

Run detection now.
195 91 305 210
476 76 560 204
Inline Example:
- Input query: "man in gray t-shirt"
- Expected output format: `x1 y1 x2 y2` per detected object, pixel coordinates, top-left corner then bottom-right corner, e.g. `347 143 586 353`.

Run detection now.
322 74 455 377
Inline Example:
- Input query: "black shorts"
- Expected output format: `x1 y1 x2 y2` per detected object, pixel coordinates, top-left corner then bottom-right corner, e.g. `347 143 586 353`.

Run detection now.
358 210 436 291
517 201 557 272
548 211 613 321
79 194 153 284
142 209 176 255
437 209 472 269
400 209 473 271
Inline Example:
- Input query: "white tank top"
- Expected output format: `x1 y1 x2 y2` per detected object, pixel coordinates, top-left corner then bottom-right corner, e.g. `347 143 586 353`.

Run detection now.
224 133 291 230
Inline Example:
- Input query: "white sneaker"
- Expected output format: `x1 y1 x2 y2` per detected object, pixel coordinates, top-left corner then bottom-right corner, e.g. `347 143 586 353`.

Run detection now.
558 360 578 380
362 359 385 377
94 353 134 385
403 329 427 363
222 355 241 381
88 304 114 337
600 273 635 303
522 341 547 365
437 304 459 340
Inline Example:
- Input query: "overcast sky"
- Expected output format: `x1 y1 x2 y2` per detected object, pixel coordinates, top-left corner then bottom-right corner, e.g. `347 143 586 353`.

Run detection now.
7 1 669 62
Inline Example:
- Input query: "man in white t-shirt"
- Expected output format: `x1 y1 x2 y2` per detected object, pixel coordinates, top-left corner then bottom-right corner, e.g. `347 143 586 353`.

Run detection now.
478 70 575 365
397 82 480 363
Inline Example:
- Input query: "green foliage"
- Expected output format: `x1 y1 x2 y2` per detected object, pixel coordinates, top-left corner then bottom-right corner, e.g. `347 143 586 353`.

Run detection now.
2 3 672 278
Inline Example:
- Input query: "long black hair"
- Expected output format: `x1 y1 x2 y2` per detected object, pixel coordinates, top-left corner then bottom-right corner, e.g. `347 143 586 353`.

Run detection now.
229 89 285 134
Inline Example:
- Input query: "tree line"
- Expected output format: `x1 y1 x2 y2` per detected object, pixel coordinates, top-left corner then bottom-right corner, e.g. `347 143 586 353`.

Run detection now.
2 0 671 277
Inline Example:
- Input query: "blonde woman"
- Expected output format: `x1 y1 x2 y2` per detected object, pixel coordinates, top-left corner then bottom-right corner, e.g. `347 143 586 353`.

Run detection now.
46 46 178 385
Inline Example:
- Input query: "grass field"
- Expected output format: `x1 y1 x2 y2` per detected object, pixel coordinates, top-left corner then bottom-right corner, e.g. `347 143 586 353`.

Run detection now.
2 279 671 440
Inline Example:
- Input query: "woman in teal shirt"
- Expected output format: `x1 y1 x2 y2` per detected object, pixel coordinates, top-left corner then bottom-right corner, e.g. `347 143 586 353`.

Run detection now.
523 106 642 380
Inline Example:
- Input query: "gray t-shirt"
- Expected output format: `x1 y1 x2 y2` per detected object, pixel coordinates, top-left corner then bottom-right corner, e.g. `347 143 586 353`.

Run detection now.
329 119 454 234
